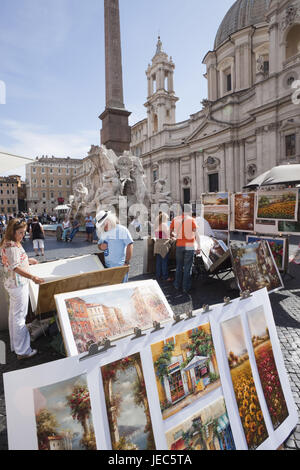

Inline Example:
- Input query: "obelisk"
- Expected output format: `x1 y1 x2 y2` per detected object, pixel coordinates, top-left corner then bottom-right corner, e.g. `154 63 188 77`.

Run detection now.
99 0 131 155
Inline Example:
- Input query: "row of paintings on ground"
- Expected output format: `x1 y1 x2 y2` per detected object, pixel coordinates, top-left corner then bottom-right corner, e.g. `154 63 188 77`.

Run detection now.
202 189 300 235
4 286 297 450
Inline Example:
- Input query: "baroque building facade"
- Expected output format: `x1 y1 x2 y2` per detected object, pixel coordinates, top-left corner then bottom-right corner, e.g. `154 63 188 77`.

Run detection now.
130 0 300 205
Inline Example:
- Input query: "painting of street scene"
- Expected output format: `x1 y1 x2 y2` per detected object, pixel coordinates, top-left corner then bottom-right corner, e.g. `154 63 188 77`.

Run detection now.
234 193 255 232
64 282 172 353
231 241 283 294
165 396 235 450
246 236 287 272
101 353 155 450
151 323 220 420
257 190 298 221
247 306 289 429
33 374 96 450
221 315 269 450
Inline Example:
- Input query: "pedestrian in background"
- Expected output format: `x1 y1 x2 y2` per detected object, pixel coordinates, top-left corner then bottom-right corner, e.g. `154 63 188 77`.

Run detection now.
170 205 200 294
154 212 172 282
30 216 45 257
96 211 133 283
85 213 95 243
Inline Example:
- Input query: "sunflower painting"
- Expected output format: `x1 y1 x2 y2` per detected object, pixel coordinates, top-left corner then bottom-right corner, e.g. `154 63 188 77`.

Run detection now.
221 315 269 450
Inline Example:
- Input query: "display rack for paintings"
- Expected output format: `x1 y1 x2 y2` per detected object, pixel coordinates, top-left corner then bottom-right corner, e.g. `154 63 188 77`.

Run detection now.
4 289 298 450
29 253 129 316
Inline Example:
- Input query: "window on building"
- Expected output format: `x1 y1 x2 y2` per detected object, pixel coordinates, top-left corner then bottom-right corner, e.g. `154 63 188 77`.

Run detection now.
263 60 269 75
183 188 191 205
226 72 232 92
32 168 36 173
286 134 296 157
208 173 219 192
153 169 158 182
286 25 300 59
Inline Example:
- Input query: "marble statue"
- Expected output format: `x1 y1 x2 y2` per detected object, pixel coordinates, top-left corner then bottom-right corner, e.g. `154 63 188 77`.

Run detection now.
69 145 150 219
151 177 172 204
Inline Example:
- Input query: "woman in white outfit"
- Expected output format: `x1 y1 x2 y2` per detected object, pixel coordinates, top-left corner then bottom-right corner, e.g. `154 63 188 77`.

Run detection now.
0 219 44 360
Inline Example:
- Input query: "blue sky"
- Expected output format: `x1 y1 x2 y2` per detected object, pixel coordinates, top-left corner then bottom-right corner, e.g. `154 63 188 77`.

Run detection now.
0 0 234 177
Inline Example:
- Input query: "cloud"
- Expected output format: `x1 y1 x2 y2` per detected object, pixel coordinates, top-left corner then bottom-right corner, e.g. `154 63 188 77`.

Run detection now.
1 118 98 158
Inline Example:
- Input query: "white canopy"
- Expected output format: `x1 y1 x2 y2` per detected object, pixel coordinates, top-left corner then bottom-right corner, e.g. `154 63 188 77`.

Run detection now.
245 164 300 188
0 151 34 174
54 205 70 211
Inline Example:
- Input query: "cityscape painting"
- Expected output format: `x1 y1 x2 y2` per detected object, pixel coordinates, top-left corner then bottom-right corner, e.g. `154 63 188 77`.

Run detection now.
165 396 236 450
56 281 173 355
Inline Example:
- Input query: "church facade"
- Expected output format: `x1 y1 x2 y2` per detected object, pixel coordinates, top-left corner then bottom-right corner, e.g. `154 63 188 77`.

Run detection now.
130 0 300 206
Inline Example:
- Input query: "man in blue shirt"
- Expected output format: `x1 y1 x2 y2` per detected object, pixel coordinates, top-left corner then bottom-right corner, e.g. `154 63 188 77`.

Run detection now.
96 211 133 283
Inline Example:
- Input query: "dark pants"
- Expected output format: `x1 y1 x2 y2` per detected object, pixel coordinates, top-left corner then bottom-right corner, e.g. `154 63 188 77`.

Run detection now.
174 246 194 292
69 227 79 241
156 253 169 280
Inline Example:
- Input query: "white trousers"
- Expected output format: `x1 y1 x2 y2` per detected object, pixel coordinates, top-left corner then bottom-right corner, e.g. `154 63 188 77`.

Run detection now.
6 284 32 356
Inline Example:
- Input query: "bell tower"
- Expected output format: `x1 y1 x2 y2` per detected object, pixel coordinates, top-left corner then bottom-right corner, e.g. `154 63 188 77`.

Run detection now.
145 37 178 137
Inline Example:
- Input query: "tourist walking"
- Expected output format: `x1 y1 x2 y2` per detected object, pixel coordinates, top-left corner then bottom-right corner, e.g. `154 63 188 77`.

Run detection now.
170 205 200 294
96 211 133 283
154 212 172 282
0 218 44 360
30 216 45 257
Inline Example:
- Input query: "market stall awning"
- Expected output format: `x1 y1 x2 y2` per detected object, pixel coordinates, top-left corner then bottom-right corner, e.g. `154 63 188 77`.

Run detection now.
0 151 34 174
245 164 300 188
183 355 209 372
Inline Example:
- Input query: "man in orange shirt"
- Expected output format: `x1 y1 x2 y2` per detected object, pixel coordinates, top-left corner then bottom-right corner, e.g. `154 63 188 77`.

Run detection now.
170 205 200 293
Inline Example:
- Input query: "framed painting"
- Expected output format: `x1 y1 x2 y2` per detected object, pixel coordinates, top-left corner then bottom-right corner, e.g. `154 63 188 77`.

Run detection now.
246 236 288 272
55 280 174 356
256 189 298 222
233 193 255 233
230 241 283 294
202 192 229 206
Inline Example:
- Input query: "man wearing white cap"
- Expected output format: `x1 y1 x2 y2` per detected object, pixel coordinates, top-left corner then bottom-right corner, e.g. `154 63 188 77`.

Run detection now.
96 210 133 283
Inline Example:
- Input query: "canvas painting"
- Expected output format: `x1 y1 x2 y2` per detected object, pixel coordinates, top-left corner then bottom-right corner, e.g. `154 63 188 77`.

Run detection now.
165 397 236 450
202 192 229 206
246 236 287 272
233 193 255 232
203 205 229 231
278 191 300 235
246 306 289 429
230 241 283 294
33 374 96 450
221 315 269 450
254 218 279 236
256 190 298 221
200 235 229 270
101 353 155 450
151 323 220 420
55 280 173 356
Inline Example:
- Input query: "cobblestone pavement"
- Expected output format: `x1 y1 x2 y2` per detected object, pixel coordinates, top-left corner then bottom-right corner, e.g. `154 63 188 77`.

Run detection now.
0 235 300 450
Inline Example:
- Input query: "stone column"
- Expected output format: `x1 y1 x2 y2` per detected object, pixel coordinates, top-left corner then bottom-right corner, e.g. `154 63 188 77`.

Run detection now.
191 153 197 203
226 143 234 192
239 140 245 191
99 0 131 154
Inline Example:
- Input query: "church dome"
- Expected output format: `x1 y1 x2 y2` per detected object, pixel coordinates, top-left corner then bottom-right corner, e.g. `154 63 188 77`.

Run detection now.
214 0 271 49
